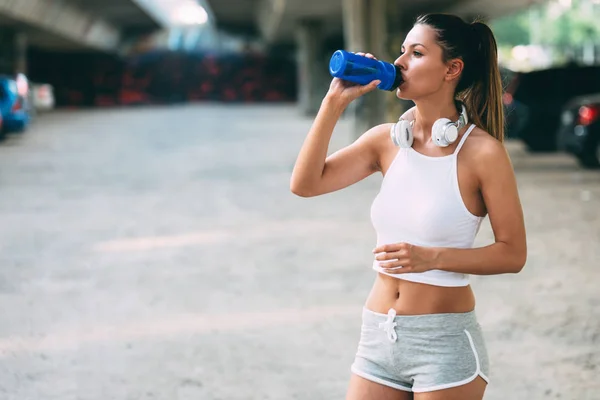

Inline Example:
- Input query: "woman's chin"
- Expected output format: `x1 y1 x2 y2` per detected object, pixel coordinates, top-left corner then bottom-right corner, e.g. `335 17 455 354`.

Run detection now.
396 88 410 100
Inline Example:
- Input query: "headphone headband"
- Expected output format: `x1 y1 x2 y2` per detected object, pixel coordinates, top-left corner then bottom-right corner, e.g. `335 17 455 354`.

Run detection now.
399 103 468 128
391 102 469 148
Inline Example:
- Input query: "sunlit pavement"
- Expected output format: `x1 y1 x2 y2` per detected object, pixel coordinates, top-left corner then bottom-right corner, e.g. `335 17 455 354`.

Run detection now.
0 104 598 399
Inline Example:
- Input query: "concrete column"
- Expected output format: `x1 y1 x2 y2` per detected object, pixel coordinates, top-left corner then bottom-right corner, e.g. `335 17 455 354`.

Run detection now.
296 19 327 116
0 30 11 74
342 0 390 137
368 0 389 131
0 29 27 75
385 1 413 123
14 32 28 75
342 0 368 52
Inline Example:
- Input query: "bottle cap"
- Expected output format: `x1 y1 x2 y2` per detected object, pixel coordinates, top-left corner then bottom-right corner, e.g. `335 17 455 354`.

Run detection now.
390 65 403 91
329 50 346 78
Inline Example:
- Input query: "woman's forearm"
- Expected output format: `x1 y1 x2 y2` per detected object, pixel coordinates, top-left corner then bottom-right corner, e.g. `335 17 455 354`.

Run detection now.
433 242 527 275
290 96 346 195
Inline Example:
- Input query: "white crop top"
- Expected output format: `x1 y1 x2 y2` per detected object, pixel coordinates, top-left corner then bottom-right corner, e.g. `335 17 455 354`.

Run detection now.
370 124 484 287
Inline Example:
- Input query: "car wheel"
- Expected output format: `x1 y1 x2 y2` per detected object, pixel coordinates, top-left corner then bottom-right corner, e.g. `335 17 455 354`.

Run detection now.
578 138 600 169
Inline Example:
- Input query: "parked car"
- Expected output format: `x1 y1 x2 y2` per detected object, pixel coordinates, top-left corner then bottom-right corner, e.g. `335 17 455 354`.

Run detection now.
0 75 32 133
503 64 600 152
557 93 600 168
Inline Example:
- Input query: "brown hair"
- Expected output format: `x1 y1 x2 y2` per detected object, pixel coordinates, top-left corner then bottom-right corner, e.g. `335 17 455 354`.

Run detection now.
415 14 504 142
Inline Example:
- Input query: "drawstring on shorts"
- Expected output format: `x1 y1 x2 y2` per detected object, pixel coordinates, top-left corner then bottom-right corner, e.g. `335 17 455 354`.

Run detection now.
378 308 398 343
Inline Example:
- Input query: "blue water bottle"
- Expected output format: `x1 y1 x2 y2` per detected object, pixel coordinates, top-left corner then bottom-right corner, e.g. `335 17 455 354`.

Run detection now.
329 50 403 91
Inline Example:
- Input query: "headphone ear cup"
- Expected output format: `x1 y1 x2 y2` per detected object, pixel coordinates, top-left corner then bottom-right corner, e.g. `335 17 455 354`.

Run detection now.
431 118 457 147
391 120 414 148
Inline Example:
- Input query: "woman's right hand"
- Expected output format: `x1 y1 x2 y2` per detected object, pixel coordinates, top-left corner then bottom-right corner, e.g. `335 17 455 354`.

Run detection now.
325 52 381 108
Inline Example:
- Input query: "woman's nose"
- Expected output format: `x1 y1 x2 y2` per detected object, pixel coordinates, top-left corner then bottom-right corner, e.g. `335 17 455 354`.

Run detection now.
394 54 405 69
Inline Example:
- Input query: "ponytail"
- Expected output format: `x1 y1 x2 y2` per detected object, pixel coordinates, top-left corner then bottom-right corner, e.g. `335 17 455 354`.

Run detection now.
459 22 504 142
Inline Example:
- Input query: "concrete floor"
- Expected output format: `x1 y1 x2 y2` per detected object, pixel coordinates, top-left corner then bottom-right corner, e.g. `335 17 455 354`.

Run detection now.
0 104 598 400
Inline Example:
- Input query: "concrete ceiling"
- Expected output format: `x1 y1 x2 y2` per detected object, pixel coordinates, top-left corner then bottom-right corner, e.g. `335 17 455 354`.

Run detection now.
0 0 163 51
66 0 163 32
205 0 548 43
0 13 87 50
205 0 259 35
447 0 546 19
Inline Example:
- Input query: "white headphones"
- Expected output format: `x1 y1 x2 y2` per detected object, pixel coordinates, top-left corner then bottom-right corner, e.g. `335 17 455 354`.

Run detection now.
390 103 469 148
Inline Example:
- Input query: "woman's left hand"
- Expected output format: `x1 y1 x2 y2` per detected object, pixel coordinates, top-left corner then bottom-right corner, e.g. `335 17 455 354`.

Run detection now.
372 243 439 274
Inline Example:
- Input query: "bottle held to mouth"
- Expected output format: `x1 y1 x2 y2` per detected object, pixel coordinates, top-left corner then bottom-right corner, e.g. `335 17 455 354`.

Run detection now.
328 50 403 91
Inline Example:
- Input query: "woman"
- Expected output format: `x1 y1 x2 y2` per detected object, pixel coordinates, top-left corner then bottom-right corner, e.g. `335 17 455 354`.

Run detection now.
290 13 527 400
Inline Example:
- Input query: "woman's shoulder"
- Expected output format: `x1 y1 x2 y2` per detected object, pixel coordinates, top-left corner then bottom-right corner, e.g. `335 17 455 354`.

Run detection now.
462 125 512 174
367 122 395 138
463 125 506 159
358 123 396 172
361 122 396 152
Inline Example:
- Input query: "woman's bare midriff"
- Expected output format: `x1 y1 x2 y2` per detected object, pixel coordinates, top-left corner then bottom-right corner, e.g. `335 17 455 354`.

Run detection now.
365 273 476 315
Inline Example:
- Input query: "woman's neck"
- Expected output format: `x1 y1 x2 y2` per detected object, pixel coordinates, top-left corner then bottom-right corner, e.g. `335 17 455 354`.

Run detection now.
412 98 460 141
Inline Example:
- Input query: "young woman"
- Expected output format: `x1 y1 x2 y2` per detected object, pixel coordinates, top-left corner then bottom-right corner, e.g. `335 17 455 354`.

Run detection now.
290 14 527 400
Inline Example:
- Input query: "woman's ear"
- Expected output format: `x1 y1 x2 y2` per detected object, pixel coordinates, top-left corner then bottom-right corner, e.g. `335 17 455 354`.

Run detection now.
445 59 464 82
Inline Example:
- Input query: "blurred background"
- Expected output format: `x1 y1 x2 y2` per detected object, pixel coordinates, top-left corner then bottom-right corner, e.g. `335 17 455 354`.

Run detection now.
0 0 598 399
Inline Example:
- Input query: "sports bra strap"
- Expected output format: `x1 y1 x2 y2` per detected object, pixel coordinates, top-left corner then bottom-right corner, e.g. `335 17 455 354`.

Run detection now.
454 124 476 155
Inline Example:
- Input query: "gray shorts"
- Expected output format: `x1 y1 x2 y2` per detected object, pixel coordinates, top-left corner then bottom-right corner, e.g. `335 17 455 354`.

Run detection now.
350 307 490 393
